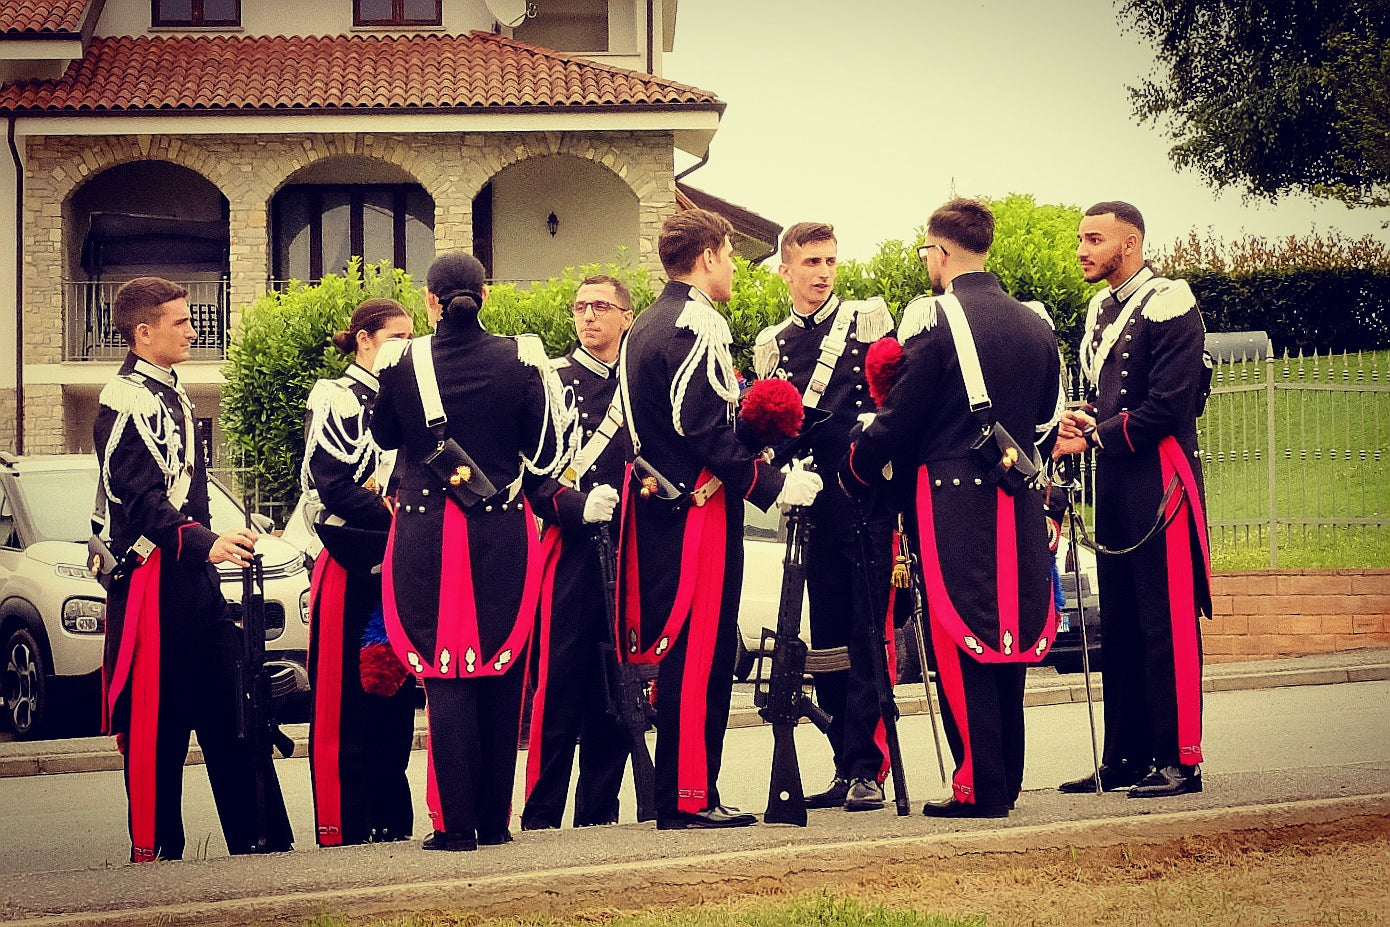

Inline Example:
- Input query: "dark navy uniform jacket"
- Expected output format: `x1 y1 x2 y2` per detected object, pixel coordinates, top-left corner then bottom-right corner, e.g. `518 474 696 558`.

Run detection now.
95 353 224 703
846 272 1061 661
371 316 572 679
302 364 393 533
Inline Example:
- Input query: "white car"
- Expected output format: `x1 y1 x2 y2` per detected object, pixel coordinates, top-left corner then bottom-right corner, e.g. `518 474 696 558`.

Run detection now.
0 454 311 739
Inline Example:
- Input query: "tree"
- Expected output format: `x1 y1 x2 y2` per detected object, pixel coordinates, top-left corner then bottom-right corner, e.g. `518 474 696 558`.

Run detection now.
983 194 1099 357
220 259 429 511
1123 0 1390 208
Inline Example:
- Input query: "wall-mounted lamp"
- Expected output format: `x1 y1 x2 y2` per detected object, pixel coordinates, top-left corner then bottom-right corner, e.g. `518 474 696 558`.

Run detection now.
547 211 559 237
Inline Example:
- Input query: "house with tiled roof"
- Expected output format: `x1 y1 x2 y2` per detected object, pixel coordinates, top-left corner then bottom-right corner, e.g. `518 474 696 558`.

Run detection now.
0 0 779 456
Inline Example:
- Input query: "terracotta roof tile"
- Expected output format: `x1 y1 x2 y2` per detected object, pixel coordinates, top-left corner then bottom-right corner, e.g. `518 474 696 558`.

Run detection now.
0 31 722 113
0 0 90 36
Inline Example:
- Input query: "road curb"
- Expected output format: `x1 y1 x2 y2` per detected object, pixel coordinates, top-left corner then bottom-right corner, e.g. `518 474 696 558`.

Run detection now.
4 661 1388 776
5 792 1386 927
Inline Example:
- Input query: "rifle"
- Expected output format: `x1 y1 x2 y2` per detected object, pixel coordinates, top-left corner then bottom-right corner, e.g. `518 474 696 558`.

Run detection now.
233 494 298 853
754 504 831 826
852 501 911 816
897 528 948 785
592 522 658 822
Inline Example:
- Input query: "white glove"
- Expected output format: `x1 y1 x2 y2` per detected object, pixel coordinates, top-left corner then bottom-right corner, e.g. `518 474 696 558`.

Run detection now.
582 484 620 523
775 456 823 509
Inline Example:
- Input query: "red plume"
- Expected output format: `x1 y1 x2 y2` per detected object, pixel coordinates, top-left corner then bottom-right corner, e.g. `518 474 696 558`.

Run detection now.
738 378 804 446
865 337 904 409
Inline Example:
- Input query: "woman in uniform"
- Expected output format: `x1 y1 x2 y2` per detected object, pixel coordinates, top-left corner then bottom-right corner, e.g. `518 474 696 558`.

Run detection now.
303 298 416 846
371 253 574 851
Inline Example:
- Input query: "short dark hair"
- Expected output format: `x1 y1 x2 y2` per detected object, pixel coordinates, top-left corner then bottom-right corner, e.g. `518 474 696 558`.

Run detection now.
927 198 995 255
112 276 188 344
332 298 411 354
780 222 836 262
1084 201 1146 237
659 208 733 276
578 274 632 310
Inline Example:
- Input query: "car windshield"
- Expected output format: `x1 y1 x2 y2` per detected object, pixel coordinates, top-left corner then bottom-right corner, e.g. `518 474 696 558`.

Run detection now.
18 463 248 542
20 467 100 542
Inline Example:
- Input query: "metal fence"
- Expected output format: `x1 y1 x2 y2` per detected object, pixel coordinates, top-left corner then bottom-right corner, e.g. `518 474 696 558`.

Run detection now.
1065 348 1390 568
62 280 232 361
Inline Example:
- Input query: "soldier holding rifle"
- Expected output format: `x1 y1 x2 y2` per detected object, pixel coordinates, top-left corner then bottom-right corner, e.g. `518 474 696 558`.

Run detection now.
616 209 822 830
93 276 292 862
522 274 648 830
841 199 1062 819
752 222 896 813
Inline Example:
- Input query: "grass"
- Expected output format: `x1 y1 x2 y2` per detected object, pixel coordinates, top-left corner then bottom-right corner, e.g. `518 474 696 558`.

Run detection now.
1196 349 1388 568
290 822 1390 927
303 895 984 927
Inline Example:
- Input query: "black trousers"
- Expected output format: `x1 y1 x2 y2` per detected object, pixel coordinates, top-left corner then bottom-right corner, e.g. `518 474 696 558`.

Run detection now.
804 504 893 782
121 619 291 860
929 620 1027 808
522 544 628 829
422 673 525 838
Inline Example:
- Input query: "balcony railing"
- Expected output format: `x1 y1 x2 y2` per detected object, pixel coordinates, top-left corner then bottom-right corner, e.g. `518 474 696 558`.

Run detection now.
62 280 232 362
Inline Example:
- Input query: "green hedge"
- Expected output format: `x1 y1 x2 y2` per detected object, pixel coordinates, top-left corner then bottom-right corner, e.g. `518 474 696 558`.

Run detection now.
220 259 429 508
1158 231 1390 354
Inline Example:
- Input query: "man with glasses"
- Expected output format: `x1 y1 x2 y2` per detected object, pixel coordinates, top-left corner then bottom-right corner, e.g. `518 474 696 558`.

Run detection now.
842 198 1061 819
751 222 895 812
522 275 634 829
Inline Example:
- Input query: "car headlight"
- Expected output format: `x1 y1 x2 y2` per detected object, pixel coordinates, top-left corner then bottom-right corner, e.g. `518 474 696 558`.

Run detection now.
62 597 106 634
56 562 98 582
300 587 311 625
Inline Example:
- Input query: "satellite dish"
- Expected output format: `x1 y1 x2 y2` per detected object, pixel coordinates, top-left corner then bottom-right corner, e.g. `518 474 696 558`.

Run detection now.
484 0 531 28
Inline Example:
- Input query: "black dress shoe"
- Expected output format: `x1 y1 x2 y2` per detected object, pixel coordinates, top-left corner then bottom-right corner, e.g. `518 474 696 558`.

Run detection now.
1129 764 1202 798
656 805 758 829
1058 761 1151 794
921 797 1010 819
844 777 886 812
421 830 477 852
477 828 513 845
804 776 850 809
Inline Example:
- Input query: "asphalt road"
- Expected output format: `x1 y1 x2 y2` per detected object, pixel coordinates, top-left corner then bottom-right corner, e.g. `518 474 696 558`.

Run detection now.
1 679 1387 877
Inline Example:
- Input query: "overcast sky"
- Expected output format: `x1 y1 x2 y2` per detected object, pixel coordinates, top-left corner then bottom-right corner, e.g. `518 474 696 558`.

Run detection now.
662 0 1390 263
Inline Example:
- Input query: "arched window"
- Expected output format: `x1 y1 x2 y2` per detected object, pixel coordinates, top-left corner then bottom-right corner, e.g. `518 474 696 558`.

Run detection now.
272 184 434 283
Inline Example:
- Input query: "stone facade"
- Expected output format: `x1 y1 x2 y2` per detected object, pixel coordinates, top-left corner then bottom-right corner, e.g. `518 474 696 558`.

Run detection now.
19 129 676 452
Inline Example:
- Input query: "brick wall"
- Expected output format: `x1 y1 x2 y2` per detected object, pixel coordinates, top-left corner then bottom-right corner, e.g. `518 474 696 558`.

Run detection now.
1206 570 1390 663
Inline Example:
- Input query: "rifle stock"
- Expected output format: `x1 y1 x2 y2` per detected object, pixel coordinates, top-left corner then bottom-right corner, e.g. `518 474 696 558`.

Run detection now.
593 523 658 822
755 505 827 826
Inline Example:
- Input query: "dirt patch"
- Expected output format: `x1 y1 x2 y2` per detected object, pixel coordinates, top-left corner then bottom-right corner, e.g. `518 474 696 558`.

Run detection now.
318 814 1390 927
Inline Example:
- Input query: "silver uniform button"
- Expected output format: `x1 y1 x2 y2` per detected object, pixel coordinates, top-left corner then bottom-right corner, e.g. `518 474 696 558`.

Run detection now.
974 478 982 485
934 479 942 486
421 488 429 495
952 478 960 486
1121 370 1128 377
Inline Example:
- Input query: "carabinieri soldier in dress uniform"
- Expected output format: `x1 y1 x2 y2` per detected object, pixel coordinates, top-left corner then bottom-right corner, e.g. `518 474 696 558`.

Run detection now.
522 275 632 830
371 252 576 851
617 209 823 829
842 199 1062 819
751 222 896 812
94 276 292 862
300 299 416 846
1056 201 1211 799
